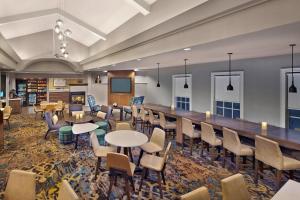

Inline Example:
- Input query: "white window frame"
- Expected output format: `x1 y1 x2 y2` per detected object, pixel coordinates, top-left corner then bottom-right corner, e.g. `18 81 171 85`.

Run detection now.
172 74 192 111
280 67 300 128
210 71 244 118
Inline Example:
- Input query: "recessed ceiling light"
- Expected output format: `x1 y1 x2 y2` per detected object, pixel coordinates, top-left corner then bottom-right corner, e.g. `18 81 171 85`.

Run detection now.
103 70 108 73
134 68 139 71
184 48 191 51
111 64 116 67
137 58 142 61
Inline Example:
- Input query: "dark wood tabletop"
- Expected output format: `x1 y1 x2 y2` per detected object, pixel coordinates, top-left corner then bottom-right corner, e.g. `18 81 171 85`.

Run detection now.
144 103 300 151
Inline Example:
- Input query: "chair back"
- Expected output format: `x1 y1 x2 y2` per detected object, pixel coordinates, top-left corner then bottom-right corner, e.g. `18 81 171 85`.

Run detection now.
159 112 166 128
132 105 138 118
221 173 250 200
255 135 283 169
222 127 241 153
44 112 54 128
97 111 107 120
5 170 36 200
163 142 172 163
140 106 147 121
150 128 166 150
56 101 63 110
90 132 100 151
58 180 79 200
182 118 194 137
107 152 133 176
148 110 156 124
87 95 96 108
180 186 210 200
3 106 12 116
200 122 216 144
116 122 131 130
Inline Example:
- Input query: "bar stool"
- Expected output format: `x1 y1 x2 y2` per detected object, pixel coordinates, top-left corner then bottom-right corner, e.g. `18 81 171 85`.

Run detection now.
148 109 160 134
132 105 142 129
200 122 222 160
222 127 254 171
182 118 201 155
255 135 300 190
221 173 250 200
159 112 176 138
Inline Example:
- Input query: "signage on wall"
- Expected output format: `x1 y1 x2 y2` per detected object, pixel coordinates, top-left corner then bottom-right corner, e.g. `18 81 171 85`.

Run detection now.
53 78 66 87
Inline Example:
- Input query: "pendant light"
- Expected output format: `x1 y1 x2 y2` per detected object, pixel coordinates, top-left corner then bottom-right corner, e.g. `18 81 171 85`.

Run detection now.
156 62 160 87
289 44 297 93
227 53 234 91
184 59 189 89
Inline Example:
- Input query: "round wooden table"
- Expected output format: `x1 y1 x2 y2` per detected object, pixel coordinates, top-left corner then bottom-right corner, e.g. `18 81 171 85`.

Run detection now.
64 115 94 125
105 130 148 161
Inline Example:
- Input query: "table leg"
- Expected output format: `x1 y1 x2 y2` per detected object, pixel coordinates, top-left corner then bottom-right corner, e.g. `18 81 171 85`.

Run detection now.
117 147 121 153
124 147 128 156
128 147 134 162
75 135 79 149
120 108 124 121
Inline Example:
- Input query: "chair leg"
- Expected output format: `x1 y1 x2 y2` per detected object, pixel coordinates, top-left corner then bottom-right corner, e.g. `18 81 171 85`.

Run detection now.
107 175 114 200
44 129 51 139
161 170 166 185
95 157 101 179
275 169 282 190
7 119 10 129
125 176 131 200
236 155 240 172
130 177 135 191
200 140 204 156
139 168 146 191
182 135 185 152
223 148 227 168
157 171 163 198
189 137 193 155
254 160 259 185
137 150 144 166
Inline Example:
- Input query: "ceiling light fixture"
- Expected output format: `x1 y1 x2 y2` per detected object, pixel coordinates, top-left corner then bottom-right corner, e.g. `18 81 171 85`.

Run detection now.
63 51 69 58
184 59 189 89
60 46 66 53
54 25 60 33
56 19 63 27
227 53 234 91
134 68 139 72
184 48 191 51
137 58 142 61
104 70 108 73
157 63 160 87
289 44 297 93
64 29 72 36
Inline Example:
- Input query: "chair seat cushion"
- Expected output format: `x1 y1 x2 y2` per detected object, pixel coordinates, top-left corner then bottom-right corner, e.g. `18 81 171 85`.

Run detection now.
94 129 106 145
140 154 164 171
204 137 222 146
95 121 109 131
184 130 201 138
283 156 300 170
236 144 254 156
94 146 116 158
141 142 163 154
59 126 73 144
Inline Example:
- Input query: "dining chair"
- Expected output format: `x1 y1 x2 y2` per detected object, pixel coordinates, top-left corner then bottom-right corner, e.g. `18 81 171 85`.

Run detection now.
107 152 136 200
255 135 300 190
33 104 44 119
55 100 64 117
116 122 131 130
87 95 101 115
139 142 172 198
180 186 210 200
221 173 250 200
3 106 12 129
132 105 142 129
57 180 79 200
159 112 176 138
44 111 61 139
148 109 160 134
200 122 222 160
137 127 166 166
182 118 201 155
140 106 149 133
5 170 36 200
222 127 254 171
90 132 116 179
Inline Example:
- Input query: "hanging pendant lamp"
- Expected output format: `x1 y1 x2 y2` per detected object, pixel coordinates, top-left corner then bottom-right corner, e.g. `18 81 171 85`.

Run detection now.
184 59 189 89
289 44 297 93
227 53 234 91
156 63 160 87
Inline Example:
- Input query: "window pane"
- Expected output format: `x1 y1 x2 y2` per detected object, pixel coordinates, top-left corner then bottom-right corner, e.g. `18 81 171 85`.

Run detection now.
216 101 223 107
224 102 233 108
217 107 223 115
224 108 232 118
233 103 240 110
233 110 240 119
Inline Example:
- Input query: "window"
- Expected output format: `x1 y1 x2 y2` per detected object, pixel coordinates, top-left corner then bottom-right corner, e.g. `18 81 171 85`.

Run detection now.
172 74 192 111
211 71 244 119
286 72 300 129
176 96 190 111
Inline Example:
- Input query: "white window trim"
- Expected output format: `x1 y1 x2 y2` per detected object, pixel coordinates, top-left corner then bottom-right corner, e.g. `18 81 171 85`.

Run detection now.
280 67 300 128
172 74 192 111
210 71 244 118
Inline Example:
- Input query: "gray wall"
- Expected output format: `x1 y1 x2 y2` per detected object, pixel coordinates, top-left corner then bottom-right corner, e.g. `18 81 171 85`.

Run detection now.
143 53 300 126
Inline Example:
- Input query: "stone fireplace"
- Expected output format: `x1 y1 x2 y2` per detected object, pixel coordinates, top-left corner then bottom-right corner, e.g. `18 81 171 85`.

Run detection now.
70 91 85 105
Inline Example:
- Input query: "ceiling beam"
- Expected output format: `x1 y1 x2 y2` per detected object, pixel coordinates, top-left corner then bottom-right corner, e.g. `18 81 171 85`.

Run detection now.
0 8 107 40
125 0 151 15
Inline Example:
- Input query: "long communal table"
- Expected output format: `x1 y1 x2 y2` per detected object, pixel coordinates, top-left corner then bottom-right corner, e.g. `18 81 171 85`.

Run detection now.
144 103 300 151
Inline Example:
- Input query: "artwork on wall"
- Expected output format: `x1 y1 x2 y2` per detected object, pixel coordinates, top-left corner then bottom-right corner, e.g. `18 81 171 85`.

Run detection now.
53 78 66 87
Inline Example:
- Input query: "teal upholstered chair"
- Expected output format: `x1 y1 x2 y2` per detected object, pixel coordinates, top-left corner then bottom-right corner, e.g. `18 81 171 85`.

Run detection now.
123 96 145 119
87 95 101 115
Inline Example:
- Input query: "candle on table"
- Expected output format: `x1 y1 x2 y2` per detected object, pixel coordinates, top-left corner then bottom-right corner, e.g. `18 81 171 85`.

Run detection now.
206 111 211 118
261 122 268 130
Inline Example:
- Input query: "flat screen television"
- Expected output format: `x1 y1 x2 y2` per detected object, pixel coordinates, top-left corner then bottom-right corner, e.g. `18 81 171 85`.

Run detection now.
111 78 131 93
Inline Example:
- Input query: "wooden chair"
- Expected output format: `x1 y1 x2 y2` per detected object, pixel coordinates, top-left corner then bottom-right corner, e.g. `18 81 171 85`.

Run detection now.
137 127 166 166
159 112 176 138
255 135 300 190
57 180 79 200
140 106 149 133
200 122 222 160
182 118 201 155
180 186 210 200
55 100 64 117
5 170 36 200
132 105 142 129
33 104 44 119
221 173 250 200
107 152 136 200
222 127 254 171
3 106 12 129
116 122 131 130
90 132 116 179
139 142 172 198
148 109 160 134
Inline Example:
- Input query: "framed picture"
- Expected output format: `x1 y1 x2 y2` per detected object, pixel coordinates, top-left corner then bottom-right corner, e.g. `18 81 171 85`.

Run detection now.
53 78 66 87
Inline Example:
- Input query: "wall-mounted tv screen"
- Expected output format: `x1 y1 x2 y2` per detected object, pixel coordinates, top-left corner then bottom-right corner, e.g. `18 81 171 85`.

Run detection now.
111 78 131 93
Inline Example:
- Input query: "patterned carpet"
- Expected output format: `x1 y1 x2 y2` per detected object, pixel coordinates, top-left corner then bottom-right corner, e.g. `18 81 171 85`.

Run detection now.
0 112 279 199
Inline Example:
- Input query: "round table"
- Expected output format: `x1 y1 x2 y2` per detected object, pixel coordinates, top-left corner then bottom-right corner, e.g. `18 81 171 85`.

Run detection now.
72 123 99 149
64 114 94 125
105 130 148 161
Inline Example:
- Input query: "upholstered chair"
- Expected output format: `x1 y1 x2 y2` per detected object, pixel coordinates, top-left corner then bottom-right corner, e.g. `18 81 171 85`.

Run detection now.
182 118 201 155
44 111 61 139
5 170 36 200
180 186 210 200
221 173 250 200
90 132 116 179
87 95 101 115
3 106 12 129
123 96 145 119
255 135 300 190
222 127 254 171
57 180 79 200
148 109 160 134
159 112 176 138
116 122 131 130
140 106 149 133
33 104 44 119
107 153 136 199
132 105 142 129
200 122 222 160
137 128 166 166
139 142 172 198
